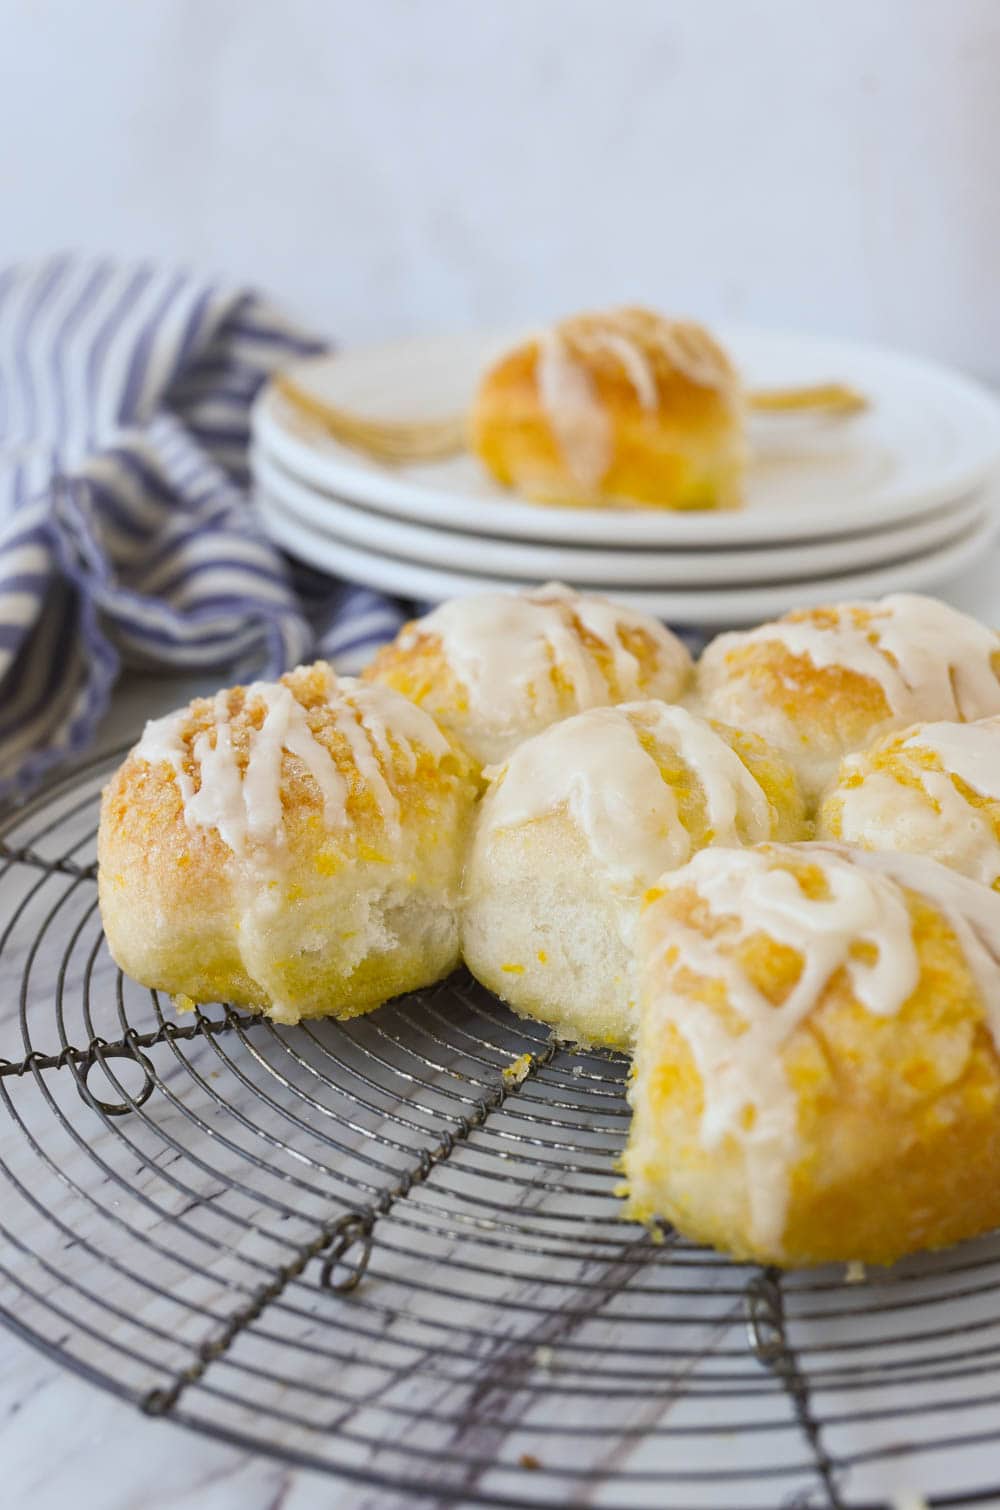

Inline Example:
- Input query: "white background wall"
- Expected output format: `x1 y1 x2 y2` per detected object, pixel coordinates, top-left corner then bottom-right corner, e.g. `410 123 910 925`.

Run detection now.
3 0 999 372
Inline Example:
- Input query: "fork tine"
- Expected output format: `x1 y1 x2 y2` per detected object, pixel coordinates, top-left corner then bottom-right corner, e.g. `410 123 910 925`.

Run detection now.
748 382 869 415
275 375 467 460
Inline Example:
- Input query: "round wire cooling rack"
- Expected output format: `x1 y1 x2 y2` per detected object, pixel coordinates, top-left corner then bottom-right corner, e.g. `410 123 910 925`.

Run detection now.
4 753 1000 1509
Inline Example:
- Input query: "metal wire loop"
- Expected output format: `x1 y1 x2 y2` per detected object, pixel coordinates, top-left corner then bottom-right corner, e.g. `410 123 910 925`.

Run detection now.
77 1039 157 1117
319 1212 374 1293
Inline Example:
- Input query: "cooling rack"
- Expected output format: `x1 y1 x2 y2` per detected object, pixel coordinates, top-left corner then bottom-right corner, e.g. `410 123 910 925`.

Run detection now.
3 749 1000 1509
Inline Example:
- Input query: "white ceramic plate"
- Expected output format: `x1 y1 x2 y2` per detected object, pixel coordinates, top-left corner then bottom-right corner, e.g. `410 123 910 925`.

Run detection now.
253 444 989 588
256 484 1000 627
253 327 1000 546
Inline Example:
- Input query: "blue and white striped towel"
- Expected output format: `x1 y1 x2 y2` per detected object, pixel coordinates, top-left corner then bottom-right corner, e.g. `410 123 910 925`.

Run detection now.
0 255 408 800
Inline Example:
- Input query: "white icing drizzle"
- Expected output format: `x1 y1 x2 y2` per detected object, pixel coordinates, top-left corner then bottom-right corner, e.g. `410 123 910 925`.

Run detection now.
902 715 1000 798
483 703 775 893
654 706 771 843
847 844 1000 1046
349 678 453 764
563 595 641 688
718 595 1000 724
833 766 1000 885
828 717 1000 886
247 683 348 841
642 842 1000 1250
579 330 658 409
406 584 689 733
536 331 612 489
659 320 733 388
134 708 198 806
132 672 450 859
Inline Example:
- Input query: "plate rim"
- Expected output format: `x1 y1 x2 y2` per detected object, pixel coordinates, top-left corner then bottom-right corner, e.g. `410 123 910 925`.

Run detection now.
255 484 1000 625
253 446 990 588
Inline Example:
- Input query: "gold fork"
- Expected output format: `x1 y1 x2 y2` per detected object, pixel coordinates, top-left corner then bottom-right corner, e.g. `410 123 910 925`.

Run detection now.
274 374 869 467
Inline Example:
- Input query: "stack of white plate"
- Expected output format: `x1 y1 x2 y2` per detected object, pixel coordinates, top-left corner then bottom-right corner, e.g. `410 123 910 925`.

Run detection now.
251 328 1000 624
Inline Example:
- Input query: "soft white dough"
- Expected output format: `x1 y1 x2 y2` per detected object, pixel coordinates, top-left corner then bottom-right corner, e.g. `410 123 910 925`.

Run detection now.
461 701 805 1047
462 816 638 1046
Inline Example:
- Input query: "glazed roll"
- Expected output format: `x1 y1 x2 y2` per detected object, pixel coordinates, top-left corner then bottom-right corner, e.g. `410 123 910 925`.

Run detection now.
471 306 745 510
624 842 1000 1266
694 594 1000 804
364 582 692 769
98 663 477 1024
818 716 1000 886
461 703 807 1048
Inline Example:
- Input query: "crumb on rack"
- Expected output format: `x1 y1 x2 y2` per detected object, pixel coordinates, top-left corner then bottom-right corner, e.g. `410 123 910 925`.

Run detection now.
502 1053 534 1088
890 1491 929 1510
845 1260 867 1284
518 1452 542 1471
534 1344 554 1371
173 993 196 1014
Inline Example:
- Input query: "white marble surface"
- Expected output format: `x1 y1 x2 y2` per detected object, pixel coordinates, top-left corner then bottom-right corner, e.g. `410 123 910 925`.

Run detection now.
3 548 1000 1510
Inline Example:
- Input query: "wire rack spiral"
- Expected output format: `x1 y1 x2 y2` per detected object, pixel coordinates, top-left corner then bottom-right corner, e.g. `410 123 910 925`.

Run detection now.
3 749 1000 1509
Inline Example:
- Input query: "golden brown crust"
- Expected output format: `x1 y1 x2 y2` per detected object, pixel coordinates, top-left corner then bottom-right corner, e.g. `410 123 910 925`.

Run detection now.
470 307 745 510
626 849 1000 1266
363 593 693 769
365 619 680 733
363 630 474 750
713 643 893 749
98 664 477 1022
695 602 1000 806
102 662 471 859
816 718 1000 889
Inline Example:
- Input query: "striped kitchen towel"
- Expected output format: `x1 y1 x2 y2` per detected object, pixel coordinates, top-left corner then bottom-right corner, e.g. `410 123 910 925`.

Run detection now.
0 255 408 800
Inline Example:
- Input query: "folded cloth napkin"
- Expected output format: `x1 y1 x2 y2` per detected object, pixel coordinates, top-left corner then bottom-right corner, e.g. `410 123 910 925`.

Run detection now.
0 255 408 800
